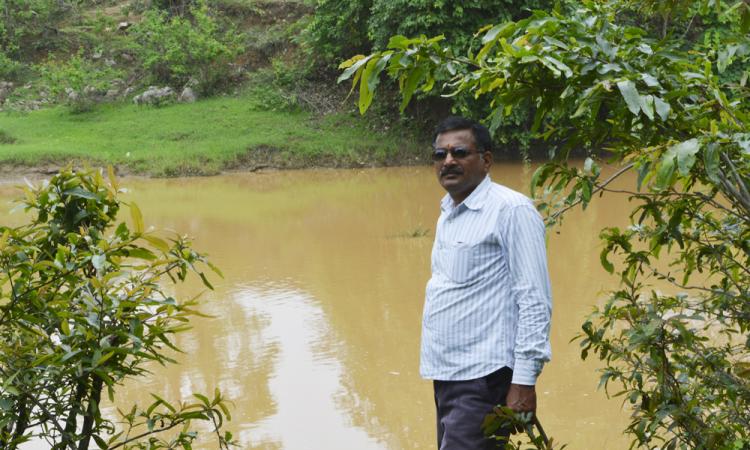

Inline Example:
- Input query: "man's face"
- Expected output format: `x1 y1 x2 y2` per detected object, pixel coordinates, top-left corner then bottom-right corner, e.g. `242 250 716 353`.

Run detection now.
433 129 492 203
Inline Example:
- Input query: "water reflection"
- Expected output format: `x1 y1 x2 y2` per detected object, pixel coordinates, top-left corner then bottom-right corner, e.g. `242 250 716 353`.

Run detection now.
231 286 386 450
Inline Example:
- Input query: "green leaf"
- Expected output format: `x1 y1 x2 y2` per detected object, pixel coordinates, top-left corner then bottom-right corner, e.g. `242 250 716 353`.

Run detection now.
95 350 116 367
218 401 232 421
703 143 721 183
617 80 641 116
639 94 655 121
542 56 573 78
641 73 659 87
400 66 427 112
60 319 70 335
199 271 214 290
481 23 513 44
337 54 373 83
386 35 410 49
193 393 211 406
207 260 224 278
741 4 750 33
91 253 106 271
600 248 614 273
581 179 592 205
128 247 156 261
654 97 671 121
667 139 701 176
61 350 81 361
656 156 675 189
63 187 99 200
143 234 170 252
3 386 20 396
150 393 176 413
130 202 144 234
93 434 108 449
358 55 382 114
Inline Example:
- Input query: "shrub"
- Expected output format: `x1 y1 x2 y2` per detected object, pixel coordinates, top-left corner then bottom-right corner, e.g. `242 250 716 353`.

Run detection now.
38 49 123 113
0 51 21 80
0 167 234 449
303 0 372 66
306 0 552 156
0 0 64 58
130 0 243 95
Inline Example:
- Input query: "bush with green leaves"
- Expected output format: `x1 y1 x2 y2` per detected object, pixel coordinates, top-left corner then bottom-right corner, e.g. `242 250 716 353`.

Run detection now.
302 0 372 65
0 51 21 80
0 0 66 58
305 0 551 65
306 0 551 156
38 50 124 113
130 0 243 95
341 0 750 448
0 167 234 449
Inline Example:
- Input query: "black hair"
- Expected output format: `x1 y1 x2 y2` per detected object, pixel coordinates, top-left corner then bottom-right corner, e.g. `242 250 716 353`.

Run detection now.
433 116 493 153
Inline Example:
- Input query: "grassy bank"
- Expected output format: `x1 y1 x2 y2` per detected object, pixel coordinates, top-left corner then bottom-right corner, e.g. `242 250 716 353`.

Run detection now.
0 90 424 177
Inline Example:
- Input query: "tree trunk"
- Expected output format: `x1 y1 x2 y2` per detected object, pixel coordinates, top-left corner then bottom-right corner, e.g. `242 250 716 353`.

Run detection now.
59 380 87 449
76 375 103 450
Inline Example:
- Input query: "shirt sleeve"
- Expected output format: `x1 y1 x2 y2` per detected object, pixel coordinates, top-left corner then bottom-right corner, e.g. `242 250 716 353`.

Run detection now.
500 203 552 385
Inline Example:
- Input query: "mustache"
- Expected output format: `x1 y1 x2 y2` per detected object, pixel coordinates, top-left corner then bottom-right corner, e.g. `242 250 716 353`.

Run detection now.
440 167 463 177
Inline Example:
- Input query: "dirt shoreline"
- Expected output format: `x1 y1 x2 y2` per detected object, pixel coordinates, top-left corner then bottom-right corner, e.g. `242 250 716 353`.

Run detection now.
0 156 430 184
0 147 544 183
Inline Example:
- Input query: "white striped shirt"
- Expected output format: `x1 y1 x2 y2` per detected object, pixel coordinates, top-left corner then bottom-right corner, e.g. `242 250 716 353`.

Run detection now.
420 175 552 385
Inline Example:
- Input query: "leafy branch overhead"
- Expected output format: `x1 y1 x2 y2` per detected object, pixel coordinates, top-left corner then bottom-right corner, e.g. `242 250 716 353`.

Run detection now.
0 167 234 449
341 0 749 448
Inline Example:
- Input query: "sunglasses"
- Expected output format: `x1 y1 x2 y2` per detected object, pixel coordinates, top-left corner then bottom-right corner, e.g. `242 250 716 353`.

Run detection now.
431 147 481 162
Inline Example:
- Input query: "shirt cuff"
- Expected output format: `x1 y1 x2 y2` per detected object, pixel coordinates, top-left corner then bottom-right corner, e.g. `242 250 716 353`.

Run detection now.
512 358 543 385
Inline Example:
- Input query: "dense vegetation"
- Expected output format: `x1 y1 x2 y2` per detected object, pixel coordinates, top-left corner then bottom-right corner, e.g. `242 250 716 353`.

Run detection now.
340 0 750 448
304 0 554 153
0 168 233 448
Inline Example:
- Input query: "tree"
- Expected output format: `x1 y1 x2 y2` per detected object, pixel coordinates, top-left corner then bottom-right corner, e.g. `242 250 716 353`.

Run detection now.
305 0 553 154
130 0 242 94
340 0 750 448
39 49 124 113
0 167 234 449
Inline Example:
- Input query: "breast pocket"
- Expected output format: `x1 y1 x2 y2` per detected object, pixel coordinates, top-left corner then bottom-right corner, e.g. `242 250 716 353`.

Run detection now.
439 241 497 284
441 243 474 284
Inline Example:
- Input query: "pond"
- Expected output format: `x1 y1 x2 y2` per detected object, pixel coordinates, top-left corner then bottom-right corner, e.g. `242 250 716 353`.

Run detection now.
2 165 633 449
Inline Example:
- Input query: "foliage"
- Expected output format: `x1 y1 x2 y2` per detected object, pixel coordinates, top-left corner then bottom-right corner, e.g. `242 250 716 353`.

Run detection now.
38 50 124 113
303 0 373 65
305 0 551 65
0 167 234 449
150 0 197 16
340 0 750 448
0 50 21 80
309 0 554 156
0 0 66 58
482 406 564 450
367 0 550 52
130 0 243 95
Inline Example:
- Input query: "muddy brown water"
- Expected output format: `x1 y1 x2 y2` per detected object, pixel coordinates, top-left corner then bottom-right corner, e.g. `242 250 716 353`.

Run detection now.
2 165 635 449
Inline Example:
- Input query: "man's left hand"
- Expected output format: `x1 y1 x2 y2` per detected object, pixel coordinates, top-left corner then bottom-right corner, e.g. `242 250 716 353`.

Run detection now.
505 383 537 433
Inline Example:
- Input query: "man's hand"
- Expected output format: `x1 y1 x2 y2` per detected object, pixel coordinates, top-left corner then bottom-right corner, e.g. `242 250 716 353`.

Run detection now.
505 383 536 434
506 383 536 412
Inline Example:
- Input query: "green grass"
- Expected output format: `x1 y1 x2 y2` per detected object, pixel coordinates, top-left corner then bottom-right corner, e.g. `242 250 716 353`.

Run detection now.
0 90 422 176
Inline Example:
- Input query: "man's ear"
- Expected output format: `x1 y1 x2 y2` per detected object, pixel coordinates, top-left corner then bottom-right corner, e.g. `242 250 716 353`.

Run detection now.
483 151 493 171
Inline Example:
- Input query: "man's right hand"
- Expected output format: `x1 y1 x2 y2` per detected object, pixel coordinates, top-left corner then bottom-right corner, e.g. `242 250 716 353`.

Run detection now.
505 383 536 433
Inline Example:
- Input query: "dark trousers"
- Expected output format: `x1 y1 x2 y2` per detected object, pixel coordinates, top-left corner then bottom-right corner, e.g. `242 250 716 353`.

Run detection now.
433 367 513 450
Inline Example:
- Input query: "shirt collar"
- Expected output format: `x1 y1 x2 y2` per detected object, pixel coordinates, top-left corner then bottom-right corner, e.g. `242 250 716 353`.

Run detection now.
440 175 491 212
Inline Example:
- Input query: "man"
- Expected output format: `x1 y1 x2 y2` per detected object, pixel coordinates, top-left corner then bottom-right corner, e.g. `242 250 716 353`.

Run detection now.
421 116 552 449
